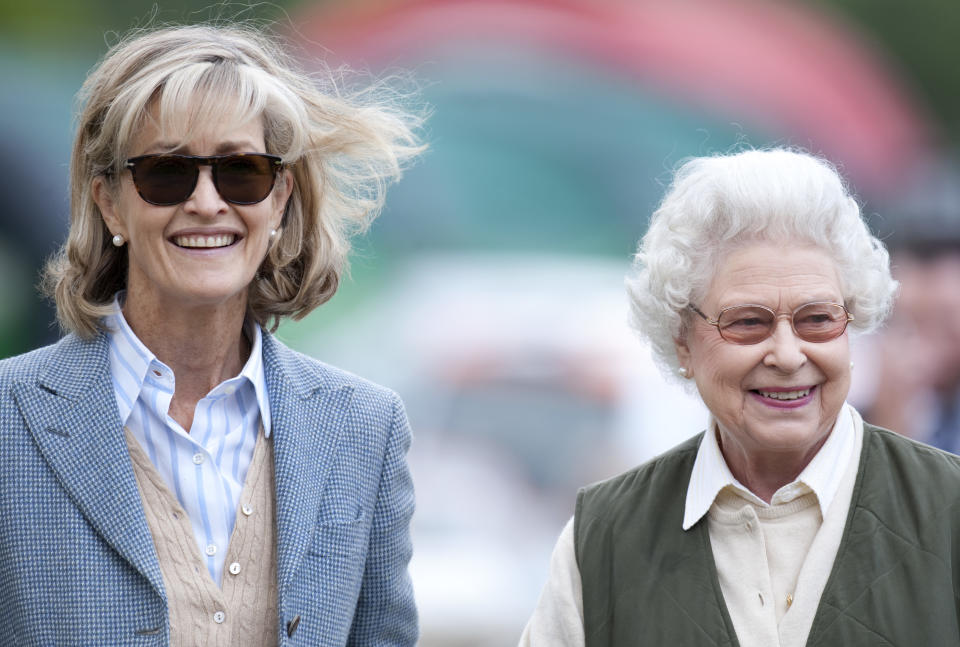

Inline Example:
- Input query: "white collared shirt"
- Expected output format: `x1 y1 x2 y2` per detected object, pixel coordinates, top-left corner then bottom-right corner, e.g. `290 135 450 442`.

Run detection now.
519 403 862 647
105 296 271 585
683 404 857 529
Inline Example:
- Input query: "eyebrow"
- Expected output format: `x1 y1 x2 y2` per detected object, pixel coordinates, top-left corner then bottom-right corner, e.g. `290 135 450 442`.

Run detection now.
717 297 845 311
140 140 261 155
212 141 261 154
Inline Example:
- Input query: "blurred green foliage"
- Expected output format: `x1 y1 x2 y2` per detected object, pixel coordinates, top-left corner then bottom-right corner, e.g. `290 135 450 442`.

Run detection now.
816 0 960 149
0 1 303 57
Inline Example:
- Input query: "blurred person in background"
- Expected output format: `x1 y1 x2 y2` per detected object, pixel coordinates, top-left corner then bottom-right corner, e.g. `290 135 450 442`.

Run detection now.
0 24 422 645
521 149 960 646
855 167 960 452
861 245 960 450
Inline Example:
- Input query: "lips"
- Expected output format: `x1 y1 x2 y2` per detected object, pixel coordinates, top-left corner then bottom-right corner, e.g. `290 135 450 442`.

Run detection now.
749 385 818 409
756 387 812 401
172 234 237 249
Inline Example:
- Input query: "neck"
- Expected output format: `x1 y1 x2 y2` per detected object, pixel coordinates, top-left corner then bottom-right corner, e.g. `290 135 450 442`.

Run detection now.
121 292 250 430
716 429 828 504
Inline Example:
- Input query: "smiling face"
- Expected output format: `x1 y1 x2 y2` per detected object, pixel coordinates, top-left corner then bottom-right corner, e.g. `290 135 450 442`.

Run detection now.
94 111 292 317
675 242 852 473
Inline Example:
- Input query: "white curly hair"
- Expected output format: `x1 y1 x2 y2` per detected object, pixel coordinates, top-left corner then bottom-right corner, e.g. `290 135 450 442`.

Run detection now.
626 148 897 382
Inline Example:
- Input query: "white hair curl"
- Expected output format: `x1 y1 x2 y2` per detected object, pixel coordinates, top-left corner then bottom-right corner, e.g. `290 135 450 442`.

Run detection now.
626 148 897 382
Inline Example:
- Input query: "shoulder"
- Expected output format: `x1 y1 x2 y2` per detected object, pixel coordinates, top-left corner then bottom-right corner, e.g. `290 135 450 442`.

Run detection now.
579 432 702 503
861 423 960 492
0 335 109 434
0 345 54 386
574 432 703 570
263 333 403 412
0 334 100 389
849 422 960 568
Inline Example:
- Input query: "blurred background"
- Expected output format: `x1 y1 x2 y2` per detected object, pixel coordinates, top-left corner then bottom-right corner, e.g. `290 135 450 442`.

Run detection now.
3 0 960 644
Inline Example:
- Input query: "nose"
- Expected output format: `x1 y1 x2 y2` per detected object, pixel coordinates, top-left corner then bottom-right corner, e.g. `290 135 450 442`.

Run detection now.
183 167 228 216
763 317 807 372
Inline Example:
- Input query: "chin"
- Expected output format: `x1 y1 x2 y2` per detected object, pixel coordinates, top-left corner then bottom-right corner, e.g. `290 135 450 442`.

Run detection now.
757 422 829 452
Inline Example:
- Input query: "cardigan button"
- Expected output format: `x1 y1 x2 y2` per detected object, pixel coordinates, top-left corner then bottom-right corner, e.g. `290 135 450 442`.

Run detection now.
287 615 301 637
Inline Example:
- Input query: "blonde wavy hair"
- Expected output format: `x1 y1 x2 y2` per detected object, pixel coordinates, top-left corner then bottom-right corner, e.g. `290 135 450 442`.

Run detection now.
44 23 425 338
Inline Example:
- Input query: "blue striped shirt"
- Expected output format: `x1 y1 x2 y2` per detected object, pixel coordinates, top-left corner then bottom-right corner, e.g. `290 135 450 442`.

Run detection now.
104 296 271 585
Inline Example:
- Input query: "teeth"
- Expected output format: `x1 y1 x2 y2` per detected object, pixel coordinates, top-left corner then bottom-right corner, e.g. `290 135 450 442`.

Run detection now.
758 388 812 401
173 234 236 248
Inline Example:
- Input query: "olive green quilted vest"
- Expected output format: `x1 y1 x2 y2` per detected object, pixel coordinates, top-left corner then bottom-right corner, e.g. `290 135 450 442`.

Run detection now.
575 424 960 646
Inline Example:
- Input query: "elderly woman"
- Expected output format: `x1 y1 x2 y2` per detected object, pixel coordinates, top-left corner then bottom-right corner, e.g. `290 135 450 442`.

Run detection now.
521 148 960 646
0 24 422 646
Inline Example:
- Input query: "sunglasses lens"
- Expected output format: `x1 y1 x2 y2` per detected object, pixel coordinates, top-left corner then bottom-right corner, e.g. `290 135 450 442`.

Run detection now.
132 156 197 205
215 155 277 205
717 306 775 344
793 303 848 342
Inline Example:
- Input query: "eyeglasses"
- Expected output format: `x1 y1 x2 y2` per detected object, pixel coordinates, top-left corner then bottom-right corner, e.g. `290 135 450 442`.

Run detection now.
688 302 854 345
124 153 283 206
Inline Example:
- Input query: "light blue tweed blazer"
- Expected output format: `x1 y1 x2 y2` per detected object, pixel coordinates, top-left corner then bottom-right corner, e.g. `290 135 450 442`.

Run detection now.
0 330 417 646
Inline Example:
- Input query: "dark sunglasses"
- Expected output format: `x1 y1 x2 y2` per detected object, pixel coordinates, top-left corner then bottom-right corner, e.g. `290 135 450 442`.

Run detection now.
688 302 854 345
124 153 283 206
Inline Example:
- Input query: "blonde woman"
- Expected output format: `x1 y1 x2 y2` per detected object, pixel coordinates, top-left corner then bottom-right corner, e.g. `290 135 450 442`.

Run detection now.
0 24 423 646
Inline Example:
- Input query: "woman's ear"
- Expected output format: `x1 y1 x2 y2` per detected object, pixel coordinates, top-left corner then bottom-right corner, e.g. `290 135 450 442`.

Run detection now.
674 335 693 378
92 176 125 238
271 168 294 231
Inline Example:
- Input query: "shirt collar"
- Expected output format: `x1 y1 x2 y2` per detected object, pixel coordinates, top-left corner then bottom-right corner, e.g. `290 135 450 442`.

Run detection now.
241 320 272 436
104 293 272 435
682 402 858 530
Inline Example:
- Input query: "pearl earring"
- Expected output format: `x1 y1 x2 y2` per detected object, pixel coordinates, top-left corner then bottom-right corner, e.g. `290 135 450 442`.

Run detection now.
849 361 855 371
112 234 125 247
269 229 278 240
678 367 688 377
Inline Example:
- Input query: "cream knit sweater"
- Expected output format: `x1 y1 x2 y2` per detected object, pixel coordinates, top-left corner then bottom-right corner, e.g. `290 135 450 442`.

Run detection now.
126 428 279 646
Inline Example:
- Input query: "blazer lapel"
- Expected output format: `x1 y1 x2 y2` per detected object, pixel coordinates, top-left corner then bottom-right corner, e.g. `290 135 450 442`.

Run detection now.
263 334 354 593
12 333 164 598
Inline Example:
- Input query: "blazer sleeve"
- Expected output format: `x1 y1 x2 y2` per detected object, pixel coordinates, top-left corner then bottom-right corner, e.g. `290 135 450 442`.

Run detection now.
347 392 418 645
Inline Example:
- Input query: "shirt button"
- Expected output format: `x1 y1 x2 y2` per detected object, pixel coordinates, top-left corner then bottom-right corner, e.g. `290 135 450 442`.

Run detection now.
205 544 217 556
213 611 225 624
192 453 205 465
228 562 241 575
241 504 254 516
224 385 236 395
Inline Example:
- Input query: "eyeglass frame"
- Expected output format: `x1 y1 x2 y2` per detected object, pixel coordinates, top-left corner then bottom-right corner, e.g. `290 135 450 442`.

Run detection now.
687 301 855 345
122 152 284 206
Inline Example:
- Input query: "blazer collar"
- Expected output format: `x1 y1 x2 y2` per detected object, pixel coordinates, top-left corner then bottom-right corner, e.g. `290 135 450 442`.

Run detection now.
260 331 356 593
17 330 356 604
13 332 166 599
261 330 347 396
